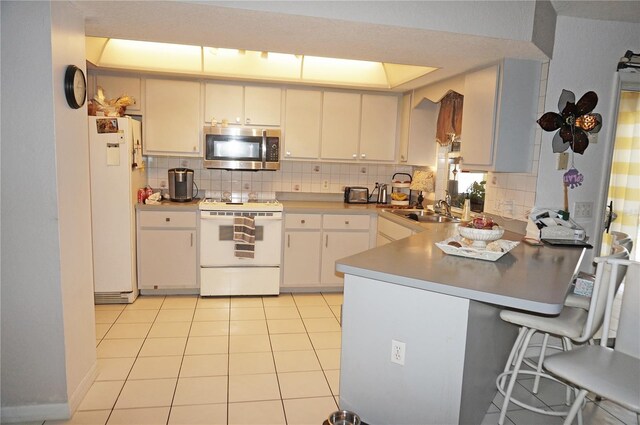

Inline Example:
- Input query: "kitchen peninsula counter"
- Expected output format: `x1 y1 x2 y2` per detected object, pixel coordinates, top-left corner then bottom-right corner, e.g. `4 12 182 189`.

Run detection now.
335 225 586 425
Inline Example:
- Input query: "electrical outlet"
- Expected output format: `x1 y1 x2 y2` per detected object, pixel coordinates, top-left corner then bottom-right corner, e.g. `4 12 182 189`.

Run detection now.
322 180 330 191
503 200 515 215
391 339 406 365
573 201 593 219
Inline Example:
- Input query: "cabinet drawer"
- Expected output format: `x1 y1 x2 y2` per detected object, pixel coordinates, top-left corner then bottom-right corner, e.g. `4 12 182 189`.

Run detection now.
285 214 321 229
323 214 370 230
139 211 197 228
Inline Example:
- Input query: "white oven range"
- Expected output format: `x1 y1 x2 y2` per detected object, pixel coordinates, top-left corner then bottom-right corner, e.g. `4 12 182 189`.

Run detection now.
199 199 283 296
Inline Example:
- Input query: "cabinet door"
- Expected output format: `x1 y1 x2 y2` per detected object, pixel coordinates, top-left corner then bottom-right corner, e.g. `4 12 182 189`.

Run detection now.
460 65 499 168
96 75 142 112
360 94 398 161
145 79 201 156
139 229 197 289
321 231 370 286
283 89 322 159
204 83 243 125
283 231 321 287
321 91 361 160
245 86 282 126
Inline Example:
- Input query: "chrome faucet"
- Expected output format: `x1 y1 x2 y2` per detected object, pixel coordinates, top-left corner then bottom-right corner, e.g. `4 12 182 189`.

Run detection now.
435 199 452 217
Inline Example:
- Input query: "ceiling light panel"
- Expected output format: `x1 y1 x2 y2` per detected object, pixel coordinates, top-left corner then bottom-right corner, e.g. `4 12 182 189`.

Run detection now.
99 39 201 72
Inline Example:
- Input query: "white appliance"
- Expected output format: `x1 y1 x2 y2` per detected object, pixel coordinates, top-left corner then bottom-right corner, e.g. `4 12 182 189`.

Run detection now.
199 199 283 296
89 116 145 303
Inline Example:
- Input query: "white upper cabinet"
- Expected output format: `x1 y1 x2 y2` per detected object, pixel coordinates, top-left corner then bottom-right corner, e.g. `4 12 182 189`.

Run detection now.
95 74 142 113
244 86 282 126
204 83 243 125
204 83 281 126
144 79 201 156
283 89 322 159
359 94 398 161
321 91 361 160
460 59 541 172
398 92 438 167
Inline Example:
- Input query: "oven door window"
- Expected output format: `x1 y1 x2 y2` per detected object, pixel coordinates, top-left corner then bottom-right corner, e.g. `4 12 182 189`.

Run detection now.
205 135 262 161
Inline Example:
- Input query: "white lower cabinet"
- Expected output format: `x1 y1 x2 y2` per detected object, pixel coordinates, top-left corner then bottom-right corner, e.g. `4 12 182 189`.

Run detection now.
282 213 373 290
283 230 322 286
376 216 414 246
321 231 370 285
137 210 198 291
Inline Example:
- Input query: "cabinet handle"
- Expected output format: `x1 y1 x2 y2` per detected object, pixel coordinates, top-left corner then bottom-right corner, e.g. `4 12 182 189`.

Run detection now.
345 220 349 225
190 233 193 247
235 117 241 123
301 219 306 224
352 153 357 159
245 117 251 124
361 153 366 159
165 217 170 222
287 234 290 248
400 155 406 161
325 234 329 248
286 151 291 157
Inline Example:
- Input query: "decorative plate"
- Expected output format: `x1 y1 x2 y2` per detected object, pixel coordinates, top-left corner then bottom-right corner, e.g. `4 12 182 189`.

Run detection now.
435 235 519 262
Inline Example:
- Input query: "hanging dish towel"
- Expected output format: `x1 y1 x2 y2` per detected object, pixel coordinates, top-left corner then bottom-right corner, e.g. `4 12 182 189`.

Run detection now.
233 215 255 258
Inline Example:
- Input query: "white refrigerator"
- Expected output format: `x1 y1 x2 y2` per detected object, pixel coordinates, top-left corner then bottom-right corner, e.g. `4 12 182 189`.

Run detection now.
88 116 145 303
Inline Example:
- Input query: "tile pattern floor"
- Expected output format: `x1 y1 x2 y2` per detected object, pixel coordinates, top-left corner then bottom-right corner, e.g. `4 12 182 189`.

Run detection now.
8 293 637 425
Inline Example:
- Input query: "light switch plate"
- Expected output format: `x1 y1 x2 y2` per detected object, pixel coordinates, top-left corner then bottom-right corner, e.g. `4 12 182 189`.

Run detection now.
556 152 569 170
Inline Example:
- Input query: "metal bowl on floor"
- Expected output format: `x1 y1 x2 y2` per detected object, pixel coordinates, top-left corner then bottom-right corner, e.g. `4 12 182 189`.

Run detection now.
328 410 361 425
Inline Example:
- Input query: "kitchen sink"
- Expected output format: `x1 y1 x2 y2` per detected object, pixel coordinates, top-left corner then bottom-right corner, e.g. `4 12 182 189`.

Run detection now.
385 209 460 224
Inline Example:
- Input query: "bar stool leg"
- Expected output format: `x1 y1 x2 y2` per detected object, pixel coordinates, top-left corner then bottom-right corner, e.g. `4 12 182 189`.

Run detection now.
499 327 536 425
500 326 527 389
533 333 549 393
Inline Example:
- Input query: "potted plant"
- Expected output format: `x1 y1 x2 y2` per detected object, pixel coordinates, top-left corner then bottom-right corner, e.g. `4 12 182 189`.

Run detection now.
466 180 486 212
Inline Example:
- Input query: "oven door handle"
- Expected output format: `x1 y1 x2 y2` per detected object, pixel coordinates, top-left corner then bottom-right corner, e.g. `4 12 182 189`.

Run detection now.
261 129 267 170
200 214 283 221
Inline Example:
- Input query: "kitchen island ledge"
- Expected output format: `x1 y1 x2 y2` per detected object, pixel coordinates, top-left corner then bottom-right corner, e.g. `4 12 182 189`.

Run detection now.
335 224 586 425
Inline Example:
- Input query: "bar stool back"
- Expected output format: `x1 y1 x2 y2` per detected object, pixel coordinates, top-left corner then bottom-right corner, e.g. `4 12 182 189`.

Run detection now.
496 245 630 425
544 259 640 424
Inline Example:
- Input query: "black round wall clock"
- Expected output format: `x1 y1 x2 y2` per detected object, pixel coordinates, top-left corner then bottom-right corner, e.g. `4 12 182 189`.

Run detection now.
64 65 86 109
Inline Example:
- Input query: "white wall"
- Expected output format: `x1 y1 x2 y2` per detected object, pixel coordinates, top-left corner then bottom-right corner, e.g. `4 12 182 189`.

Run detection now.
537 16 640 267
51 1 98 411
0 1 96 421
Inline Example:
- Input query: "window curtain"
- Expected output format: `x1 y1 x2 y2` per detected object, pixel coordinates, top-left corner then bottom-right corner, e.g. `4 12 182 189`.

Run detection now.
606 90 640 260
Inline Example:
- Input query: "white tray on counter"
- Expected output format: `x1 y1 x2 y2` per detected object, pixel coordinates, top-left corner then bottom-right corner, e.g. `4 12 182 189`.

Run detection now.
435 236 519 262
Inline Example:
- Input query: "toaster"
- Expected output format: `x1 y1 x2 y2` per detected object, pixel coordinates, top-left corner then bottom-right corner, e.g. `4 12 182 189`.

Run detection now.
344 186 369 204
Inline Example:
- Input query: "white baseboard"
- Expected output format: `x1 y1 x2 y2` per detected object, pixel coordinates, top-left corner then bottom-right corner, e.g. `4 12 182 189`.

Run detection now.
68 361 98 414
0 362 97 423
0 402 69 424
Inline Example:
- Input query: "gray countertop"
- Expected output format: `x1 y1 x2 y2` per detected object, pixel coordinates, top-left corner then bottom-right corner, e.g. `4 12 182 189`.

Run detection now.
336 225 586 315
136 198 201 211
282 200 383 215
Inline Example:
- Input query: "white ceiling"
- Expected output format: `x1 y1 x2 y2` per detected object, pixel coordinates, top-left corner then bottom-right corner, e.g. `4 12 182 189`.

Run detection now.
74 1 639 92
551 0 640 23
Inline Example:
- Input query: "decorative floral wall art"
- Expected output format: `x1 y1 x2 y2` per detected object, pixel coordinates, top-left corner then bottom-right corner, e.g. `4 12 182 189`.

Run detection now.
537 90 602 154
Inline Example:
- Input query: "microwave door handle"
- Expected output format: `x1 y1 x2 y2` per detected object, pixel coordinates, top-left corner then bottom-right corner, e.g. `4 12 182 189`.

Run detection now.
261 130 267 170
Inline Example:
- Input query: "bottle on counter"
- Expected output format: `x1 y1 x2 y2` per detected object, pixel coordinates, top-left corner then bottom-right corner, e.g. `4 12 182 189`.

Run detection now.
462 198 472 222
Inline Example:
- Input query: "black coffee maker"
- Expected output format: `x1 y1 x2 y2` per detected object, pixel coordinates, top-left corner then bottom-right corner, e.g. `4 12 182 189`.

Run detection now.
168 168 196 202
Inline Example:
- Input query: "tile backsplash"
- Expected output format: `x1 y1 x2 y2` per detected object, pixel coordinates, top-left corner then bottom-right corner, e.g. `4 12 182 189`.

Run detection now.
146 156 415 202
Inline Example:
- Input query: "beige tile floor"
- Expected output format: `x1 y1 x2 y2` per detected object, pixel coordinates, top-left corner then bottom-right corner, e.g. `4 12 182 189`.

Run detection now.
53 293 342 425
15 292 635 425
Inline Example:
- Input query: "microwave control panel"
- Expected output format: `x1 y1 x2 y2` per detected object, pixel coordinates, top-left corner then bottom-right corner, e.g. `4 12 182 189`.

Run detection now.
266 137 279 162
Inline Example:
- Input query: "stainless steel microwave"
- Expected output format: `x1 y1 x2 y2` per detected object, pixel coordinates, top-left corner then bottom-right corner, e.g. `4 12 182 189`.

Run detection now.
203 127 280 171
